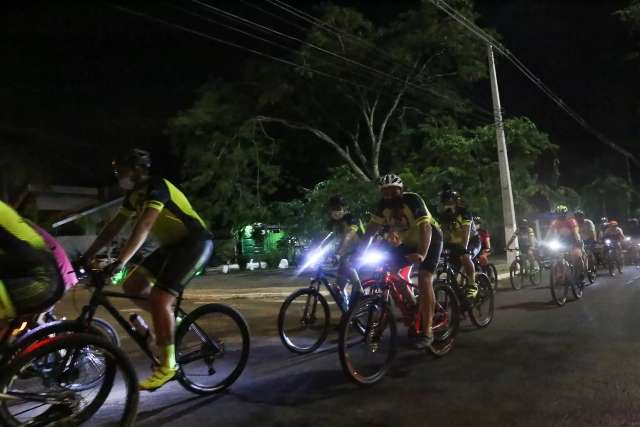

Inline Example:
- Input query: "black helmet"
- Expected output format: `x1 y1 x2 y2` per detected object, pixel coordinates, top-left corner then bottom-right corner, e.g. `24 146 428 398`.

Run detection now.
574 209 585 217
473 216 482 224
326 196 347 210
600 216 608 224
113 148 151 170
518 218 529 228
440 189 460 204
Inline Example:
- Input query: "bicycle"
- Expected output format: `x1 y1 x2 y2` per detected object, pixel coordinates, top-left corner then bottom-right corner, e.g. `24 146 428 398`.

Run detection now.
543 240 582 306
473 254 499 289
278 242 364 354
0 326 138 426
14 266 251 395
436 250 494 328
338 242 459 385
507 249 542 290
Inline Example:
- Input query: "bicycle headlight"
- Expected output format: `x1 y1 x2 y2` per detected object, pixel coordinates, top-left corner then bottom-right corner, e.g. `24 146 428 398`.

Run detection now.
359 250 386 266
299 245 332 272
605 239 612 245
545 240 564 251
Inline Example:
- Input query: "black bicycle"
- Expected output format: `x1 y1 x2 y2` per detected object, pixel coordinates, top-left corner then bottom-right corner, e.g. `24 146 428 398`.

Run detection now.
435 250 494 328
278 237 364 354
0 323 138 426
15 267 251 395
507 249 543 290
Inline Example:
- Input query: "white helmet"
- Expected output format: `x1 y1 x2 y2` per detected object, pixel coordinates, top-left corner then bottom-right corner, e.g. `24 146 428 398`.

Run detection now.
378 174 403 188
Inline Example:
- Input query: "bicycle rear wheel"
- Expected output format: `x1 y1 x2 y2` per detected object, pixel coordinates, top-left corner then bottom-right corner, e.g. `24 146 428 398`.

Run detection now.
278 287 330 354
338 295 396 386
528 258 543 287
175 303 250 394
0 333 138 427
469 274 494 328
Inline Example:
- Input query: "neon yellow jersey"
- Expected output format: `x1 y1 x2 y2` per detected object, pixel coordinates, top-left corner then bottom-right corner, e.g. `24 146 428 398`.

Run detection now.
369 192 439 248
0 201 47 257
116 177 209 246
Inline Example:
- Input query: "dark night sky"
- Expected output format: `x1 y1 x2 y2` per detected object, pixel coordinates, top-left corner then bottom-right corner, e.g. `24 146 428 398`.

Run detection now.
1 0 638 192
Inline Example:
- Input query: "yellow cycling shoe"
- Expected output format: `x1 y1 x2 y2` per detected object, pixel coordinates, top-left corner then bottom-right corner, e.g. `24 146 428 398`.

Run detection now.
139 366 178 391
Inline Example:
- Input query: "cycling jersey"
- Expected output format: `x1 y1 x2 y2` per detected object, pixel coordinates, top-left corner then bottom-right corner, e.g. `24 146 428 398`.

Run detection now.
577 219 597 242
478 229 491 251
116 177 210 246
0 201 47 268
369 192 440 249
549 218 579 241
513 227 536 248
603 226 624 242
326 213 360 237
0 201 62 318
439 207 477 246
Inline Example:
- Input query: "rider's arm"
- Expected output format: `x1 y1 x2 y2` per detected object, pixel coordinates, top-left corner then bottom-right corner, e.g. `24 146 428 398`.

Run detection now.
416 222 432 258
115 207 161 264
337 229 357 257
83 213 129 260
618 227 625 240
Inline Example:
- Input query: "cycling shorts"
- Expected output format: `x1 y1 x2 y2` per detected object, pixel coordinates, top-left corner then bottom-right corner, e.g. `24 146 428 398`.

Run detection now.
0 254 63 319
132 235 214 296
389 225 443 273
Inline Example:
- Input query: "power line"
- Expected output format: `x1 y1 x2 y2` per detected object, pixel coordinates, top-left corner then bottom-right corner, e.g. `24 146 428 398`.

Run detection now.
429 0 640 167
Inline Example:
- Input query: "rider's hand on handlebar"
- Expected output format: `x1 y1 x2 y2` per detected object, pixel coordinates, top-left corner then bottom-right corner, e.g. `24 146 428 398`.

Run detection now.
103 259 125 278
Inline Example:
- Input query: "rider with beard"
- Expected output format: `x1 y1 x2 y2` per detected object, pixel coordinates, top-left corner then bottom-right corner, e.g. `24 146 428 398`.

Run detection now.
366 174 443 350
324 196 361 310
82 148 214 391
439 190 478 301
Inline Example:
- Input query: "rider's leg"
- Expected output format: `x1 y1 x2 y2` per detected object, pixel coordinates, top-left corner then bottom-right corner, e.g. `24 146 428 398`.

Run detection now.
461 254 477 298
418 270 435 336
122 268 152 311
148 287 177 368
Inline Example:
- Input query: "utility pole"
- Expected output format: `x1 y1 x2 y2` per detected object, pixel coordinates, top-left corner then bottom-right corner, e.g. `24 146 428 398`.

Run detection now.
488 44 518 265
626 156 633 218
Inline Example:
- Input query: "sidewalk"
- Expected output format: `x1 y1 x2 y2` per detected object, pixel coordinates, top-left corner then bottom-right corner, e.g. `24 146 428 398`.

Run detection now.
182 256 512 301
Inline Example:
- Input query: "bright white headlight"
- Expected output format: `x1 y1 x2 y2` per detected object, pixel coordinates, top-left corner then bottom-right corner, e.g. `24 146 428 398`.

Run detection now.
360 250 386 266
605 239 612 245
546 240 564 251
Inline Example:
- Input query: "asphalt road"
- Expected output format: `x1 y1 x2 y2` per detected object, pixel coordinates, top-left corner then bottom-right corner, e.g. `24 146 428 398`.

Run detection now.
57 266 640 427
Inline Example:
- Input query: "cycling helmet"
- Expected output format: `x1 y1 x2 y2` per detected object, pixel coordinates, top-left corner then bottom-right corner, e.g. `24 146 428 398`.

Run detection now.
441 189 460 204
518 218 529 228
600 217 609 225
473 216 482 224
629 218 639 225
378 174 403 189
113 148 151 170
326 196 347 210
574 209 585 217
554 205 569 214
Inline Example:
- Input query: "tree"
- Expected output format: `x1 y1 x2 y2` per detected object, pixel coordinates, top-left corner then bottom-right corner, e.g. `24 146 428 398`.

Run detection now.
168 82 281 235
254 1 492 181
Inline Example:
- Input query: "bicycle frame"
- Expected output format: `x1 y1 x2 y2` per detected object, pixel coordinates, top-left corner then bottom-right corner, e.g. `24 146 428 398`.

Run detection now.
75 269 220 366
307 264 363 313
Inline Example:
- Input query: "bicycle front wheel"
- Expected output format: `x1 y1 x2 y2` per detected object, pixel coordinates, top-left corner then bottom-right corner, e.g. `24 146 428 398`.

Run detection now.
338 295 396 386
469 274 495 328
176 303 250 394
509 260 525 290
278 288 330 354
550 261 569 306
0 333 138 427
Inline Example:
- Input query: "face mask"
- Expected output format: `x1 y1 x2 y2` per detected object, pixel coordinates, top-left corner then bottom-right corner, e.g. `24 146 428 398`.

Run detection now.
118 176 136 190
382 197 403 210
443 204 456 214
330 210 346 220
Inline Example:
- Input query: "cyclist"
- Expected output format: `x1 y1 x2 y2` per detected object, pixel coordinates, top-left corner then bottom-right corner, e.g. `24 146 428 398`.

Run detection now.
324 195 361 310
0 201 64 328
545 205 585 280
82 148 214 391
439 189 478 302
474 216 492 267
507 218 537 271
574 210 597 270
366 174 443 350
598 217 609 241
602 219 625 274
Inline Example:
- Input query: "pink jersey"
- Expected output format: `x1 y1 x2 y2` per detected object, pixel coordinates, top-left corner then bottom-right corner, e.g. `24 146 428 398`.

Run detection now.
33 225 78 290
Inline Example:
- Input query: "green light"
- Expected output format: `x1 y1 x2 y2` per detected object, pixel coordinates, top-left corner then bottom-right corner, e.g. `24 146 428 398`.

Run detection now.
111 268 128 285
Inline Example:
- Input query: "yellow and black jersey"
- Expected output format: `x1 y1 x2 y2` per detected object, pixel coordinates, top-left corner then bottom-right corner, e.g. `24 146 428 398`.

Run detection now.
116 177 209 246
326 213 361 237
439 207 478 245
369 192 439 248
0 201 49 268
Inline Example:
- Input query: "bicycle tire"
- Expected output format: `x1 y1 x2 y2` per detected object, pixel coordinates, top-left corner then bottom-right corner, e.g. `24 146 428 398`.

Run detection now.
529 258 543 287
338 295 396 386
488 264 499 289
278 287 330 354
430 283 459 356
509 260 524 290
469 274 494 328
550 261 568 306
0 333 138 427
175 303 250 395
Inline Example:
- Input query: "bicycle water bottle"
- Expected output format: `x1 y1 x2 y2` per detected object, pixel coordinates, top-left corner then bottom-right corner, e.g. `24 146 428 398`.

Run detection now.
129 313 151 343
